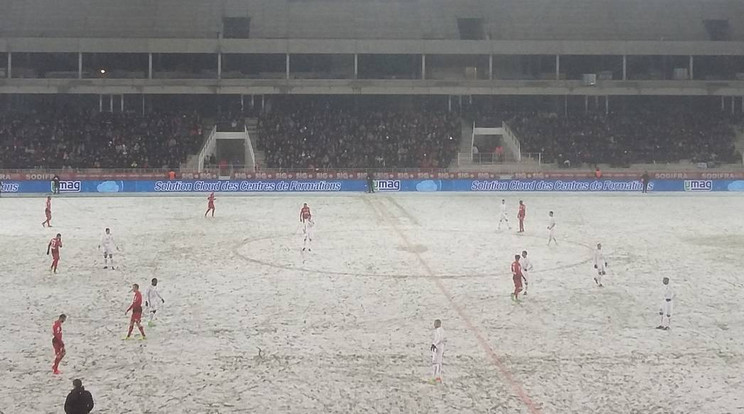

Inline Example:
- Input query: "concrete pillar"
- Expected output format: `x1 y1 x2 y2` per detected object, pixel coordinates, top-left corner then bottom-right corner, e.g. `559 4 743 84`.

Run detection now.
99 95 103 112
555 55 560 81
285 54 290 80
217 52 222 80
148 53 153 79
622 55 627 81
120 95 124 112
605 96 609 115
7 52 11 78
240 94 244 111
353 53 358 79
141 94 145 115
689 55 694 80
78 52 83 79
584 95 589 113
488 54 493 80
421 54 426 80
109 95 113 112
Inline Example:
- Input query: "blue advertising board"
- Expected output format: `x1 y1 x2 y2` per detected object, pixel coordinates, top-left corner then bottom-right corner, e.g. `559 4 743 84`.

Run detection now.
2 179 744 194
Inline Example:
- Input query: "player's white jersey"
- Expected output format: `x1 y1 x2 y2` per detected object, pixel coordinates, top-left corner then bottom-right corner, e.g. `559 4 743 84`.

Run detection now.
521 257 533 274
146 285 164 310
548 216 556 230
101 233 116 253
663 284 673 302
500 203 507 215
432 327 445 351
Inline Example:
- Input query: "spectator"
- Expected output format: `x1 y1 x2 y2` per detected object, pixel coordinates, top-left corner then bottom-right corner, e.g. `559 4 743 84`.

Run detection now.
64 379 94 414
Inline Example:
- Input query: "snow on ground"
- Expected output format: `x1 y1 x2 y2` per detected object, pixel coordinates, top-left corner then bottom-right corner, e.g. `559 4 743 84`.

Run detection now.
1 193 743 413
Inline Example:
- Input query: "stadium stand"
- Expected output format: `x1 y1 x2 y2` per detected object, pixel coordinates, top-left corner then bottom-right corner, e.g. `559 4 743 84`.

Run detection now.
509 110 742 167
0 111 203 169
256 100 459 169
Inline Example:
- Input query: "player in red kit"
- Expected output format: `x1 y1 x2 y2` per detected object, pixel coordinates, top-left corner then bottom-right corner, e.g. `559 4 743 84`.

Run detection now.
517 200 526 233
52 314 67 374
205 192 215 217
42 196 52 227
299 203 312 223
511 255 524 302
124 284 146 340
47 233 62 273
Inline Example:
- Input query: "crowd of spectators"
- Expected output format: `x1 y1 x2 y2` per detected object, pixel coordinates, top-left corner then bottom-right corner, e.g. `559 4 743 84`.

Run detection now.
257 102 460 169
0 110 203 169
508 111 742 167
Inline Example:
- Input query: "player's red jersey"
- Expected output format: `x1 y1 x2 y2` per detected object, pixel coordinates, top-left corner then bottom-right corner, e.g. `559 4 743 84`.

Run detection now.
49 238 62 253
300 206 311 221
127 291 143 315
52 320 63 344
511 260 523 277
208 194 215 204
518 204 526 219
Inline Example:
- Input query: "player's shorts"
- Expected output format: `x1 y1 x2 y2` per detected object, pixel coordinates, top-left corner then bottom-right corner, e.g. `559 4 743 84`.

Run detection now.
45 210 52 219
659 300 672 316
130 312 142 323
52 339 64 354
103 247 114 256
208 203 215 209
52 251 60 260
513 274 523 290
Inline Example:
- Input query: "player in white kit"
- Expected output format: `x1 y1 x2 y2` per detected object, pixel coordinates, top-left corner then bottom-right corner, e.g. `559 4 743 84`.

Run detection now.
547 211 557 246
98 228 119 269
145 278 165 327
498 199 512 230
657 277 673 330
520 250 532 295
593 243 608 287
430 319 445 383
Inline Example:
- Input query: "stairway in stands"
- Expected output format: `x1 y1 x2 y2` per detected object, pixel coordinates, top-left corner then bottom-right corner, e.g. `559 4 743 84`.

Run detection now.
245 118 266 170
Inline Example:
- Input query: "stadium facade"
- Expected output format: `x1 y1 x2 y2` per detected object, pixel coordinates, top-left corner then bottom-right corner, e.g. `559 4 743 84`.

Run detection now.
0 0 743 99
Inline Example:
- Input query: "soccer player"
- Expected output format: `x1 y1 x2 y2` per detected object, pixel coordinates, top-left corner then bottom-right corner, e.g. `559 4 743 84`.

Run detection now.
511 254 523 302
52 314 67 374
124 284 146 340
42 196 52 227
498 199 512 230
657 277 673 330
205 192 215 217
145 278 165 327
547 211 557 246
517 200 526 233
47 233 62 273
430 319 445 383
98 228 119 270
520 250 532 295
300 203 312 223
593 243 608 287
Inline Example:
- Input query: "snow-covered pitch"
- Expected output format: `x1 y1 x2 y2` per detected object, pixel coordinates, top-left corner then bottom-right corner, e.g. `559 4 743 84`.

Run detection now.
2 193 743 413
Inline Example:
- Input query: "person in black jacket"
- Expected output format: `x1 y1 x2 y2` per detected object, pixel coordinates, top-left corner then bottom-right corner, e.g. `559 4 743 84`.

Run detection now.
366 172 375 193
52 175 60 194
641 171 650 194
64 379 94 414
